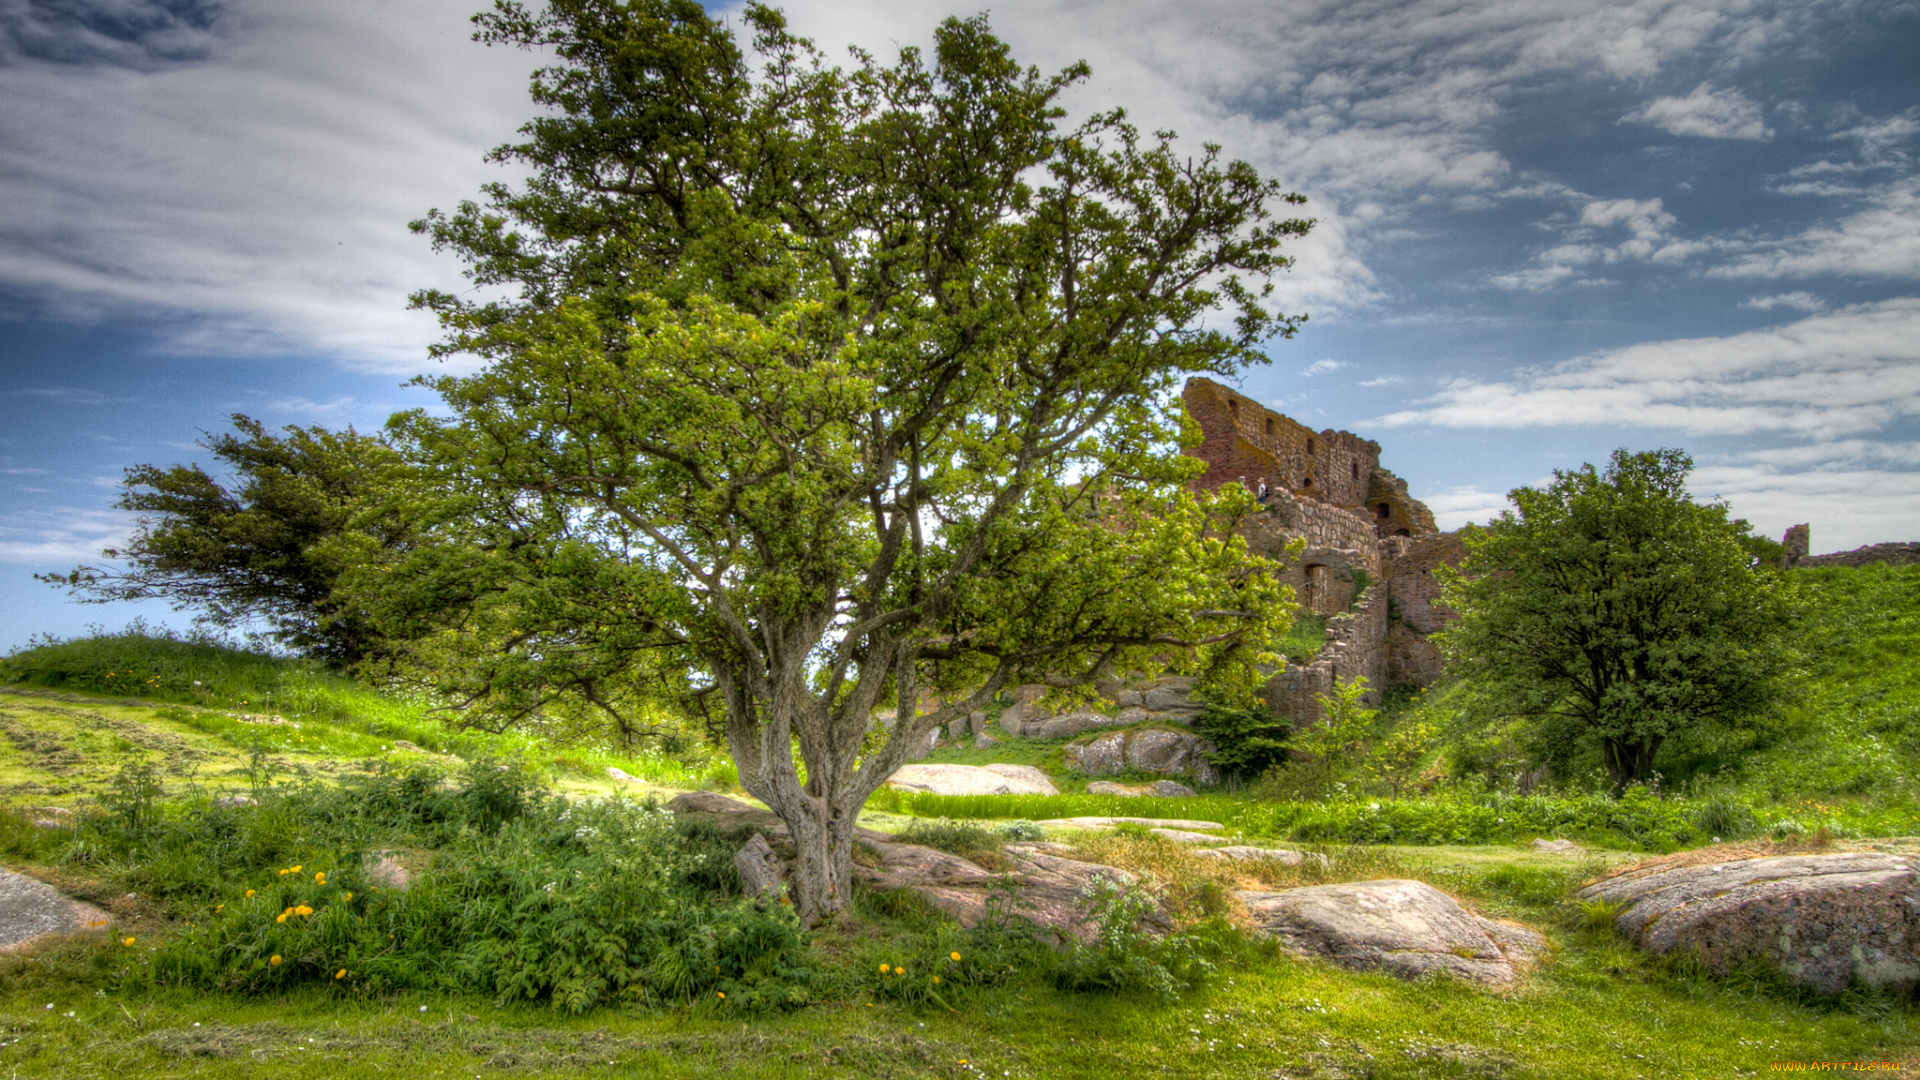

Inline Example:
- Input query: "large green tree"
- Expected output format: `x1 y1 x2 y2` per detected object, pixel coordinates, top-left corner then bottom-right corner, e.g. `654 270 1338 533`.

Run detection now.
407 0 1311 919
1437 448 1790 792
42 416 409 665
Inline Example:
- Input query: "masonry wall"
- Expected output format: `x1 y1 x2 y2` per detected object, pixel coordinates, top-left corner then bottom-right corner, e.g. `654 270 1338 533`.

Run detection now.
1264 583 1389 727
1382 532 1467 685
1183 378 1380 511
1795 542 1920 568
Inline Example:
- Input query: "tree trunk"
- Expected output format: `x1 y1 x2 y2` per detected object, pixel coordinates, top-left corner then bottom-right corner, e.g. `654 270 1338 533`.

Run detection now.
779 791 861 924
1601 735 1663 795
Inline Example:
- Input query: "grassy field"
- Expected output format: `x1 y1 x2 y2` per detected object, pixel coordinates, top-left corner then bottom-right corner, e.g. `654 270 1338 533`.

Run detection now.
2 571 1918 1077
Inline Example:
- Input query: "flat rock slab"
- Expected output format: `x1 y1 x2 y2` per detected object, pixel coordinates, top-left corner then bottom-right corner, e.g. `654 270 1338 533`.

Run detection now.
1151 828 1226 845
857 841 1156 943
1531 839 1582 855
1577 851 1920 994
1238 879 1544 987
886 763 1058 796
1195 845 1313 865
1085 780 1197 798
1036 816 1224 832
0 870 111 951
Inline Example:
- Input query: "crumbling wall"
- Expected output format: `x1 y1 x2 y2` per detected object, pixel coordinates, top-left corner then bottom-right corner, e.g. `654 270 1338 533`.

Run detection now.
1263 583 1389 727
1183 377 1380 511
1795 542 1920 568
1782 523 1811 568
1382 533 1467 685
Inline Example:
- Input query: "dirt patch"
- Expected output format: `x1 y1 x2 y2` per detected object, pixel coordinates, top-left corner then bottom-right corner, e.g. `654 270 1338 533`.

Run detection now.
0 716 87 774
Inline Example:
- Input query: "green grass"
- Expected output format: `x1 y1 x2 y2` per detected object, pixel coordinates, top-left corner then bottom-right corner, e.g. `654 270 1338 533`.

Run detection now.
0 629 730 797
1275 612 1328 663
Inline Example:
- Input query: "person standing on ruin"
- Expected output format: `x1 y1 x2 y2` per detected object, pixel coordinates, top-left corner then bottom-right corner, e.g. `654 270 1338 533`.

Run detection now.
1257 477 1269 503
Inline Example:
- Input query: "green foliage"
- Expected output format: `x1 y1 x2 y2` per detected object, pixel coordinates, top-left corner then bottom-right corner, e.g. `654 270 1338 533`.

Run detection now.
401 0 1312 918
1274 612 1328 663
1287 675 1376 793
1052 876 1217 999
37 416 410 665
1191 700 1292 778
1439 448 1792 791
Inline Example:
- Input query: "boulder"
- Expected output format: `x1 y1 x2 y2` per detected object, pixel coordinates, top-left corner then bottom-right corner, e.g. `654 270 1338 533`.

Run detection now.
1151 828 1225 845
0 870 111 951
1141 677 1201 714
1085 781 1142 797
856 841 1162 942
1035 816 1224 832
606 766 640 783
365 851 417 891
975 733 998 750
979 764 1059 795
1114 707 1151 726
1576 851 1920 994
887 763 1057 796
1238 879 1544 987
1063 728 1218 785
733 832 787 902
1195 845 1311 865
1150 780 1197 798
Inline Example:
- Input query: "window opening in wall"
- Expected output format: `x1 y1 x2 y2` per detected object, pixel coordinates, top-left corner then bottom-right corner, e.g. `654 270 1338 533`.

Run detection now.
1265 418 1275 436
1377 503 1391 519
1395 528 1411 537
1303 474 1313 488
1228 400 1239 417
1307 438 1316 455
1351 462 1359 480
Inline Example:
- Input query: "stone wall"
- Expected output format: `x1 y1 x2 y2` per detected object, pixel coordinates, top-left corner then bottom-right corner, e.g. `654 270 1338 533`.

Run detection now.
1382 532 1467 685
1795 542 1920 568
1183 378 1380 511
1263 583 1390 727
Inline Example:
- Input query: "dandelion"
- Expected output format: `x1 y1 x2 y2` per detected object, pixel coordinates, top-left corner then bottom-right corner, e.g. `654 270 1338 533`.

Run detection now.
716 991 725 1000
269 955 282 966
879 964 890 975
245 889 256 898
314 872 326 885
215 904 224 912
294 905 314 917
950 951 962 962
343 892 353 902
895 967 905 977
290 865 302 874
122 937 136 947
336 969 347 980
931 976 941 985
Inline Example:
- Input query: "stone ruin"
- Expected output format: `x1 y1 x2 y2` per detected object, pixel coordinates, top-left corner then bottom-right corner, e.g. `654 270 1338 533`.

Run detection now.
1781 523 1920 569
1180 377 1463 726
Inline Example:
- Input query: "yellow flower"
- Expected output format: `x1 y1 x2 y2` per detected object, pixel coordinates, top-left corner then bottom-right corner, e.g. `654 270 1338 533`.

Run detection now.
269 955 282 966
878 964 890 975
950 951 962 962
343 892 353 902
716 991 725 1000
215 904 224 912
290 865 302 874
294 905 314 917
314 872 326 885
122 937 136 947
895 967 905 977
931 975 940 985
276 913 288 924
336 969 347 980
278 869 288 876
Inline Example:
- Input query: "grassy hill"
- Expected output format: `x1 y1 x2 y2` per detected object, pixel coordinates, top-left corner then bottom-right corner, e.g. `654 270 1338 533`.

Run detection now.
0 571 1915 1076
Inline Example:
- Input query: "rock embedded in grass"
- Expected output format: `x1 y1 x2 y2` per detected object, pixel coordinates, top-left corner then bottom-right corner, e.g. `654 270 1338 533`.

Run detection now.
1237 879 1544 987
856 840 1164 942
1576 851 1920 994
886 763 1058 796
0 869 111 951
1063 728 1219 785
1194 845 1312 865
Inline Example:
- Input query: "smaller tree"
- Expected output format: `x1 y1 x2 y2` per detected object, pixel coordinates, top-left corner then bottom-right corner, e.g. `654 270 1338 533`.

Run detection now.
1437 448 1789 793
41 416 410 665
1296 675 1375 791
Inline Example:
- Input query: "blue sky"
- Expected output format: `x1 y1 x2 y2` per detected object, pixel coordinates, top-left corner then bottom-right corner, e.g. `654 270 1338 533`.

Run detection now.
3 0 1917 651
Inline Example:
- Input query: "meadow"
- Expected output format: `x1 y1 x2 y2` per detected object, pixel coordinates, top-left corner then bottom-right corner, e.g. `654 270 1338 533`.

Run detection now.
0 564 1915 1076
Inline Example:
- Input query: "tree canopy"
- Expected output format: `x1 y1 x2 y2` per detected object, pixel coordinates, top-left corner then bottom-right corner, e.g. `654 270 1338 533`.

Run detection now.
43 415 409 666
1437 448 1790 792
400 0 1313 919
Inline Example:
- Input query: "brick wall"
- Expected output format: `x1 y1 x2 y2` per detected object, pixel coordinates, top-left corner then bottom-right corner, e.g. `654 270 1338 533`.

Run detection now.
1794 542 1920 568
1183 378 1380 511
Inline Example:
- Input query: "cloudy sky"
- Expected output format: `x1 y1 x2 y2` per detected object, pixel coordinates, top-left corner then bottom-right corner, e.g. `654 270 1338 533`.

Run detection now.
2 0 1916 650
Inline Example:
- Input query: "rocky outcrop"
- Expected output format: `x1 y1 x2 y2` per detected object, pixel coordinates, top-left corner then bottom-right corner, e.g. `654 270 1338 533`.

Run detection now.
1085 779 1197 798
999 676 1205 738
1194 845 1314 865
1577 851 1920 994
1238 879 1545 987
733 833 787 901
0 869 110 951
854 841 1162 942
1063 727 1219 785
886 763 1059 796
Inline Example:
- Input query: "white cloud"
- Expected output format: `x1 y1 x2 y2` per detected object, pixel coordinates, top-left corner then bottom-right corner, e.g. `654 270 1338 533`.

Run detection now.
1302 359 1346 376
1709 176 1920 281
0 506 130 565
1621 83 1771 140
1420 485 1517 531
1359 376 1404 387
1690 464 1920 552
1742 292 1826 312
1489 192 1706 289
1371 298 1920 440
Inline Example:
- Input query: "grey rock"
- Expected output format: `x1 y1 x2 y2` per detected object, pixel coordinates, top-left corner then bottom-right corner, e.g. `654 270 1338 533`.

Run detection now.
606 766 639 783
1194 845 1308 865
734 832 787 901
1577 852 1920 994
1085 781 1142 797
975 733 998 750
857 842 1161 943
1035 816 1224 831
1114 706 1151 725
1530 839 1582 855
1127 728 1200 773
1142 677 1201 713
1238 879 1545 986
980 764 1060 795
1150 780 1197 798
214 795 258 808
1063 731 1127 774
1109 690 1146 709
365 851 414 891
888 763 1056 796
996 701 1027 735
1151 828 1225 844
968 711 987 738
0 870 111 951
